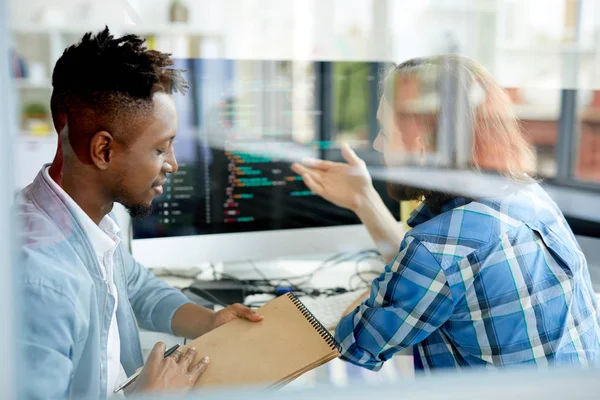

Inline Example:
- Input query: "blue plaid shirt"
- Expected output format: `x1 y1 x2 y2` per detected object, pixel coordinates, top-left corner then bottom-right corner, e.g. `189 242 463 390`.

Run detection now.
335 183 600 370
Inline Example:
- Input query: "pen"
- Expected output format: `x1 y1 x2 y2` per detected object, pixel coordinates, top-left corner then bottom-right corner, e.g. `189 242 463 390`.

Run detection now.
114 343 181 394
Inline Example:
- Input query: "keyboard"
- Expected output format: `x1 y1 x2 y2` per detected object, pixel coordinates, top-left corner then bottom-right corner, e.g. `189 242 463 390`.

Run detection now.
300 290 369 331
301 290 600 335
303 292 600 335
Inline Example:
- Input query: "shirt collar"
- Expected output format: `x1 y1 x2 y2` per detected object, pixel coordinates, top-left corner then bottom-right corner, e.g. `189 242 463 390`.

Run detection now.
407 197 473 228
43 167 120 256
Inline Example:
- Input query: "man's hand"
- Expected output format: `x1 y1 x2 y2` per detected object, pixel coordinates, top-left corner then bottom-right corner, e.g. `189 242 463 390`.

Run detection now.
172 302 263 339
291 143 374 213
132 342 209 394
210 303 264 331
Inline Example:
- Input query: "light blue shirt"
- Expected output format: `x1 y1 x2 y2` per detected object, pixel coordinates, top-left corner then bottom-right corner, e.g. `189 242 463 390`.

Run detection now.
16 166 192 399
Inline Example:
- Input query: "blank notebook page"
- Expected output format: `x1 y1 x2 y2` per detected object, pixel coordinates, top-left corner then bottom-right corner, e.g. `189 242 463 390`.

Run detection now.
184 293 340 389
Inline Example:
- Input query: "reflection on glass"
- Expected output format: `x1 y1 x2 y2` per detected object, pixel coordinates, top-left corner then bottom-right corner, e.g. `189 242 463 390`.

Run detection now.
575 90 600 183
504 87 559 178
333 62 374 146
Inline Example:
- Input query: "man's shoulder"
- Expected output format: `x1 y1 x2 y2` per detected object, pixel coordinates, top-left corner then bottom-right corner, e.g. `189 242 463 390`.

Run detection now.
16 180 85 250
16 188 93 303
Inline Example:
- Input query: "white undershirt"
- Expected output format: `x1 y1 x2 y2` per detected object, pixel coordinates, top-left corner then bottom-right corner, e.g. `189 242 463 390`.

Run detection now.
44 167 128 396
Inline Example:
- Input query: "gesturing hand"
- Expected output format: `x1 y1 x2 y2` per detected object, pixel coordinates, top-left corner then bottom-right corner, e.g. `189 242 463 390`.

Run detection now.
291 143 374 212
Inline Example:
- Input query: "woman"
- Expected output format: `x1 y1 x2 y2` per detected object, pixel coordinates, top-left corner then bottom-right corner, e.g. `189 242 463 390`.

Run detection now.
292 54 600 370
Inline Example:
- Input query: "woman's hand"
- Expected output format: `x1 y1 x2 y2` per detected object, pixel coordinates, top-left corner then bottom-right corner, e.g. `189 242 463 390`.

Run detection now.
291 144 375 212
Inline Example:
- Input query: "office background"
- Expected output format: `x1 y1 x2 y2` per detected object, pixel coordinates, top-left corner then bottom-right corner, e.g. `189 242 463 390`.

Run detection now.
7 0 600 261
2 0 600 397
8 0 600 190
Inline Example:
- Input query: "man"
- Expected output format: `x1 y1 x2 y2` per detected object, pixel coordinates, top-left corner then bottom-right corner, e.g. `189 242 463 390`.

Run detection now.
293 55 600 369
17 27 262 399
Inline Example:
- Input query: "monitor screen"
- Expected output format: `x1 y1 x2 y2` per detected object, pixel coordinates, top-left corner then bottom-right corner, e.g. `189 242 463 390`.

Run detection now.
132 59 399 240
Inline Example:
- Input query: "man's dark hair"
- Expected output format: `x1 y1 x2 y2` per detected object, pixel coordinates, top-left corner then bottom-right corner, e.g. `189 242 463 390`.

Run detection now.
50 26 188 139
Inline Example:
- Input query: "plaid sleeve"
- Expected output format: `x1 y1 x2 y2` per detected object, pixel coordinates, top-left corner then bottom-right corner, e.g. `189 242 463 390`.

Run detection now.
334 236 454 370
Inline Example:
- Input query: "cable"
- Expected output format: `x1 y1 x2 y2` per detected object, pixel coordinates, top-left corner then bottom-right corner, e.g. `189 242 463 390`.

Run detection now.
179 250 385 308
266 249 383 298
281 250 377 288
207 264 270 296
348 250 385 291
211 262 218 281
247 259 317 296
248 260 269 281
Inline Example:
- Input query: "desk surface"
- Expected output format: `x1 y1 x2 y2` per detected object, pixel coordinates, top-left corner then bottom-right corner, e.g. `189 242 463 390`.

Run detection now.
156 252 385 292
144 253 411 388
147 251 600 388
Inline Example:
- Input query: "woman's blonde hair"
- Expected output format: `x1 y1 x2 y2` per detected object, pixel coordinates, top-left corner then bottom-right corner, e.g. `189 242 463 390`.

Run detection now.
381 54 535 181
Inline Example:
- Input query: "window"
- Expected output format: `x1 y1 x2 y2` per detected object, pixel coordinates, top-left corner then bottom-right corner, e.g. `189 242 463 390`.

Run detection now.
496 0 568 178
332 61 375 146
574 89 600 183
573 0 600 184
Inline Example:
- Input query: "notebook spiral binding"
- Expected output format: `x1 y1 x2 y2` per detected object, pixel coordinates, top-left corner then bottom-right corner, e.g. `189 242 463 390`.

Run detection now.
286 292 342 354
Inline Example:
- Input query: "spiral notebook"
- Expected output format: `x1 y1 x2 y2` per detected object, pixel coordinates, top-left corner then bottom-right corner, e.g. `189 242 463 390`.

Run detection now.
184 292 341 389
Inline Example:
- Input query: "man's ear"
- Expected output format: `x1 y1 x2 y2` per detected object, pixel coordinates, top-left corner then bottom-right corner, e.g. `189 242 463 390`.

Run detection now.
89 131 115 170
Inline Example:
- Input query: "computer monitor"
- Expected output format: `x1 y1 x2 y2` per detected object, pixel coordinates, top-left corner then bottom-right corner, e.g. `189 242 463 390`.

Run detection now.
131 59 399 268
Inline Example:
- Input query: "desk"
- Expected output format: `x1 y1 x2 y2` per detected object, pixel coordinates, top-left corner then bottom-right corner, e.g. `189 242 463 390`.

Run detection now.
141 253 416 387
142 248 600 388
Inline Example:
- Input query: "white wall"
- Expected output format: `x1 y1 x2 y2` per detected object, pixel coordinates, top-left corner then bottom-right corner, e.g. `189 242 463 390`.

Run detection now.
10 0 600 86
9 0 393 61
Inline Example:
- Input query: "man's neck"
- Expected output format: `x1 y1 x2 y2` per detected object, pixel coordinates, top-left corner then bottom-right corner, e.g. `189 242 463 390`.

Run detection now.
58 166 113 225
48 146 64 186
